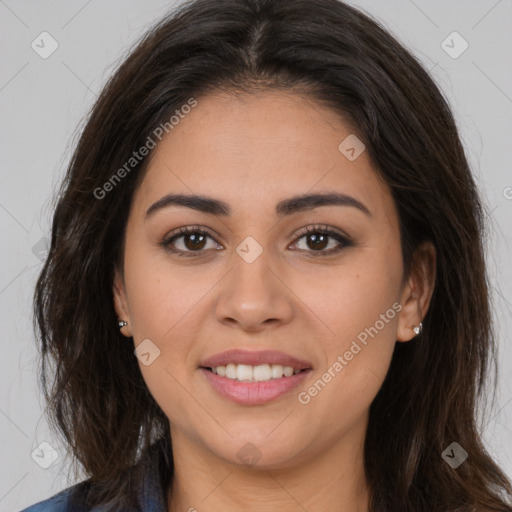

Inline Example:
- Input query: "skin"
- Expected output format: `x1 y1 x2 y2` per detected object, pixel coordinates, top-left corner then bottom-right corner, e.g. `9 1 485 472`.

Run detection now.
113 90 436 512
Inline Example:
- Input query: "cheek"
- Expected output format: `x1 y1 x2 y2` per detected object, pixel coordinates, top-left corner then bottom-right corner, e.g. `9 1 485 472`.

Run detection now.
290 252 401 343
290 253 401 407
123 242 213 341
295 290 398 431
137 360 197 439
124 255 205 423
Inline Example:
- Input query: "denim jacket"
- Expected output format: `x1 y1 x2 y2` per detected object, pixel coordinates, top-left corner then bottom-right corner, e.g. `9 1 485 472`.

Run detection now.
20 438 171 512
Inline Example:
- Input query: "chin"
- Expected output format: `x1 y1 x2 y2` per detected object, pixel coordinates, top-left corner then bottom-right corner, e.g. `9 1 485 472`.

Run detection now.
207 434 310 471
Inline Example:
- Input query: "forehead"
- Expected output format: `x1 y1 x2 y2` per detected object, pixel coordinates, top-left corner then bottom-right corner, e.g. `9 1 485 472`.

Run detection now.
132 90 395 223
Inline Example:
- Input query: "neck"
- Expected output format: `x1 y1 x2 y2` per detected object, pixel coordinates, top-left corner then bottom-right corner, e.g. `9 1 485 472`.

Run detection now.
166 418 370 512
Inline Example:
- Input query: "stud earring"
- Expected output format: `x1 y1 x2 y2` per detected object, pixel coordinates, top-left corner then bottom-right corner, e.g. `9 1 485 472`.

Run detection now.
118 320 128 329
413 322 423 335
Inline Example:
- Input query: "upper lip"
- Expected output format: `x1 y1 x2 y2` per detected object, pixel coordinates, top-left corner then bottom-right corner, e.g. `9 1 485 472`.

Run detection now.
200 349 313 370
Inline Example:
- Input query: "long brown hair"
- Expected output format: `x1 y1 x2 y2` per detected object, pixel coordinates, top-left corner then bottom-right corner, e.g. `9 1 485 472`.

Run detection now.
34 0 512 510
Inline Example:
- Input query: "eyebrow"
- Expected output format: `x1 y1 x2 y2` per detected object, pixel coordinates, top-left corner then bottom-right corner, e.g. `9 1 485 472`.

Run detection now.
145 192 371 220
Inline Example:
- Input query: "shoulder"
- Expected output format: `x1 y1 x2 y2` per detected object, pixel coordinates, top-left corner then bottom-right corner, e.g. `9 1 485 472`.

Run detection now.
19 437 172 512
19 481 92 512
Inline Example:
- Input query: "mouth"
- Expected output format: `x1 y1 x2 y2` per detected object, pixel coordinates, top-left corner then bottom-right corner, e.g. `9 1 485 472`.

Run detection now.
199 348 312 381
200 364 308 382
198 349 313 405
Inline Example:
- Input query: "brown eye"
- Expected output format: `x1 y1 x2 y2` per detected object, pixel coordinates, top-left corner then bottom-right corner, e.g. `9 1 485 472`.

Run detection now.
304 232 329 251
161 227 220 257
292 225 353 256
181 232 207 250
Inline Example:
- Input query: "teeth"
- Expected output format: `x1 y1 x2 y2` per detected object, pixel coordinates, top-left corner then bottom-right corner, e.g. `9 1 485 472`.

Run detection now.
209 363 302 382
225 363 237 379
271 364 284 379
254 364 272 381
236 364 253 381
283 366 294 377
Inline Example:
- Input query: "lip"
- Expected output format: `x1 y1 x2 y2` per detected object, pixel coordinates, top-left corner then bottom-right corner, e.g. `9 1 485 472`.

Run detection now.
200 349 313 370
200 367 312 405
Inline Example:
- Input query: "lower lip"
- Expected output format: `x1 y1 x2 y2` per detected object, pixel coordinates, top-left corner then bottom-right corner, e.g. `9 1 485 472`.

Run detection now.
200 368 312 405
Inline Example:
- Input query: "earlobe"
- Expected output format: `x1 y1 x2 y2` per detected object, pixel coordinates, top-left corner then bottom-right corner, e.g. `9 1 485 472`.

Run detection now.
396 241 436 343
112 267 132 337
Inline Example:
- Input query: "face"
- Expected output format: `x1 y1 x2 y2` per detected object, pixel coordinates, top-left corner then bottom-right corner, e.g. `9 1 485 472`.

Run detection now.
113 90 433 470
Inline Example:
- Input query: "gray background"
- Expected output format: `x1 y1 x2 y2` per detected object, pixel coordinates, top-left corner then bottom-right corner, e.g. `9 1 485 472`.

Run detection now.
1 0 511 510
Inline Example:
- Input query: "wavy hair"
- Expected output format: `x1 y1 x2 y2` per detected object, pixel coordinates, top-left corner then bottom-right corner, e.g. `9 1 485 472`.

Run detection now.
33 0 512 510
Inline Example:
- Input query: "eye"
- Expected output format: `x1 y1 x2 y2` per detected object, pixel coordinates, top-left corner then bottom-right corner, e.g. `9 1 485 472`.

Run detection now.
161 226 221 257
290 225 353 256
160 224 353 258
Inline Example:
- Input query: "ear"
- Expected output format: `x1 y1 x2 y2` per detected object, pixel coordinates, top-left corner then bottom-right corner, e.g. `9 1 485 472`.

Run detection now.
396 241 436 342
113 266 133 337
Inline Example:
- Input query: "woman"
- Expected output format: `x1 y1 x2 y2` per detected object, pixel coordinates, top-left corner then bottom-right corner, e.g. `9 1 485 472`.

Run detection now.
23 0 512 510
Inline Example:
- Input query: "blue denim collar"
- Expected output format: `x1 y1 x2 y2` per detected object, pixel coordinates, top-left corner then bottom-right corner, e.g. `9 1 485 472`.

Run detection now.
21 436 172 512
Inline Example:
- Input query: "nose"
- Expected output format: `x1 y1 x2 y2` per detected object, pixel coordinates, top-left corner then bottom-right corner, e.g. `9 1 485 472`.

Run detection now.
214 246 295 333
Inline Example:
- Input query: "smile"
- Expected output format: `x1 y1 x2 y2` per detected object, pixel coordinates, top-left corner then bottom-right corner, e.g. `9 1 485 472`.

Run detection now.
204 363 304 382
199 366 312 405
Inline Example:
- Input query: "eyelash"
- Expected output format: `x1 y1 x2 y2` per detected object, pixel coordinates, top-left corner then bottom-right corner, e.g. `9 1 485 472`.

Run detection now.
160 224 353 258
